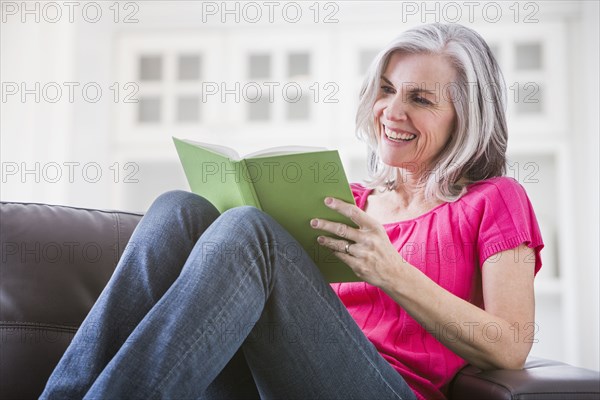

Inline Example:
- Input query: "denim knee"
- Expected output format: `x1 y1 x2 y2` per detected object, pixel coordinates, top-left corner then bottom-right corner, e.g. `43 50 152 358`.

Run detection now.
151 190 218 216
145 191 221 236
152 190 208 210
217 206 279 247
218 206 303 260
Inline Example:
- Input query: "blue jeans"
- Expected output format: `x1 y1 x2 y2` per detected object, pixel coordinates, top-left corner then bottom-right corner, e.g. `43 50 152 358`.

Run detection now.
40 190 416 400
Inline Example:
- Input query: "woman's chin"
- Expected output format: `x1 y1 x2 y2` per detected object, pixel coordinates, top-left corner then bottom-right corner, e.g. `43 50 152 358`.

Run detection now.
378 152 413 168
379 155 428 174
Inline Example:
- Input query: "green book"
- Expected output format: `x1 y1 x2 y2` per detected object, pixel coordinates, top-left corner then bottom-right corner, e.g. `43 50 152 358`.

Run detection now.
173 137 361 283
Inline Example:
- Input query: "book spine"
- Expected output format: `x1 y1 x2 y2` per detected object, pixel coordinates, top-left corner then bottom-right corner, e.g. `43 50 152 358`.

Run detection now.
237 160 262 210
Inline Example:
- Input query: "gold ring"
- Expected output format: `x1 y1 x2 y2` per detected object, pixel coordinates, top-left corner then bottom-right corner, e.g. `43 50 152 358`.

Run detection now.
344 243 352 254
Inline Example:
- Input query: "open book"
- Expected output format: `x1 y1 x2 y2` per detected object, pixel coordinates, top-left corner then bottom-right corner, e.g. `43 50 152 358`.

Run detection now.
173 137 360 283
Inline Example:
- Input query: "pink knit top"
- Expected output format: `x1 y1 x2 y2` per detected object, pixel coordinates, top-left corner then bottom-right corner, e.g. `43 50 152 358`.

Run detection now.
331 177 544 400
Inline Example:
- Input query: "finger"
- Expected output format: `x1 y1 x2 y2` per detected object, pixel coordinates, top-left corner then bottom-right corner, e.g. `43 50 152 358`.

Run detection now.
310 218 359 242
324 197 376 229
317 236 358 255
330 249 355 267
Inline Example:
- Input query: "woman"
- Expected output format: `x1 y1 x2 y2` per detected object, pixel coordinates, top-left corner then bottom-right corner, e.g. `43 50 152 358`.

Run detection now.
41 23 543 400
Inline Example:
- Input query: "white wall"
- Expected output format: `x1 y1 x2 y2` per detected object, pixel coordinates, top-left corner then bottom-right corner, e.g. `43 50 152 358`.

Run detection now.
570 0 600 370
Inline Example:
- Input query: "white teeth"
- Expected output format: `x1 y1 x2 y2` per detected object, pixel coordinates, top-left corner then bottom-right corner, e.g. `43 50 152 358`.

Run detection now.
384 126 416 141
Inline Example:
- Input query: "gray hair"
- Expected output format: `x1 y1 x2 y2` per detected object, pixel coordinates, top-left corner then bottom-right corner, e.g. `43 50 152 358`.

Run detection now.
355 23 508 202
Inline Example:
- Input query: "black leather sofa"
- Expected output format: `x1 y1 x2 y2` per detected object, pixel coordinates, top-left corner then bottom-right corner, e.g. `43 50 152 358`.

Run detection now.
1 200 599 399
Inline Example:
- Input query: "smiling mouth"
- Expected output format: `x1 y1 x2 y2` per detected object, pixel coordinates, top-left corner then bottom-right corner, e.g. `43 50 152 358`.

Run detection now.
383 125 417 142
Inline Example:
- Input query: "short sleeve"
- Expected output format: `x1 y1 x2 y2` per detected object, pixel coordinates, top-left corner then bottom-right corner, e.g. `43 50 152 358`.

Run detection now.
473 177 544 274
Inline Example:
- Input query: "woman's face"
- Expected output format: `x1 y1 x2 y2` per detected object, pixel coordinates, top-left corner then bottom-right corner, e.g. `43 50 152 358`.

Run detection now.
373 52 457 173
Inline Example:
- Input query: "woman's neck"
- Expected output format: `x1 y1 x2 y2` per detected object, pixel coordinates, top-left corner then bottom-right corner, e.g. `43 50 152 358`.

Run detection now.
368 168 469 223
387 168 431 206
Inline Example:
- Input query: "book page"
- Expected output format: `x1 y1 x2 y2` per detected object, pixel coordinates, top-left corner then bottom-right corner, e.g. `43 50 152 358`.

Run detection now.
245 145 328 159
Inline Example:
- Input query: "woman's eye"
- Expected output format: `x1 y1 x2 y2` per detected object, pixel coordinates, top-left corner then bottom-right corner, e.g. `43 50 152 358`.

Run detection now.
380 85 395 95
412 95 432 105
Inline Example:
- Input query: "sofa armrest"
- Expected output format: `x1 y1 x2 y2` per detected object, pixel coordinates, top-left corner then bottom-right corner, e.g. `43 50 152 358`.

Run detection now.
0 201 142 399
449 356 600 400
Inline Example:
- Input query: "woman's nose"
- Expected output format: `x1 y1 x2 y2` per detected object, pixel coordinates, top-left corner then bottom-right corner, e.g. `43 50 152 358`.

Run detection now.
383 94 408 121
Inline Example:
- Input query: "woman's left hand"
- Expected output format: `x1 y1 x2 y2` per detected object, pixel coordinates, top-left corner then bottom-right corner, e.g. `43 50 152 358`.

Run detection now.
310 196 405 288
